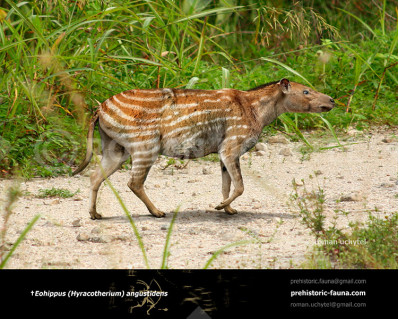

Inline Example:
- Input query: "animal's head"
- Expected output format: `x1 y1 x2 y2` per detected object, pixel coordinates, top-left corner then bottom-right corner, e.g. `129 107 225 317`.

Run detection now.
278 78 335 113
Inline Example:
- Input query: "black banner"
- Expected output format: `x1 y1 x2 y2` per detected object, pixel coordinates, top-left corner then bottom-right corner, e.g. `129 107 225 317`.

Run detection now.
1 269 397 318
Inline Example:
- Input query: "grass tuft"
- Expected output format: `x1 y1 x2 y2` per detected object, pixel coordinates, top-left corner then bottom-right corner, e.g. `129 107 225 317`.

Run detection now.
36 187 80 198
290 179 398 269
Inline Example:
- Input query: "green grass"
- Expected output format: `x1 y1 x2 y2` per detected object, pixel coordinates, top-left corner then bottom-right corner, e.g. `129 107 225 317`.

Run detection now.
302 211 398 269
36 187 80 198
0 0 397 178
290 180 398 269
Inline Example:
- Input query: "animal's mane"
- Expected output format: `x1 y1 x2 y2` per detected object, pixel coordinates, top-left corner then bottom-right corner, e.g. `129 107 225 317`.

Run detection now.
246 81 279 91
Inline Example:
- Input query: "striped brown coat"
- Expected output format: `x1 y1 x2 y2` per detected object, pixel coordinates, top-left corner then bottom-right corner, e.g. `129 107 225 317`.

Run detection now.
73 78 335 219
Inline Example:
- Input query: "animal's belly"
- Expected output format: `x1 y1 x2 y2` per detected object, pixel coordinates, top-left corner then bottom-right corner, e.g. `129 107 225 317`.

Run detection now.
161 129 222 159
99 119 161 151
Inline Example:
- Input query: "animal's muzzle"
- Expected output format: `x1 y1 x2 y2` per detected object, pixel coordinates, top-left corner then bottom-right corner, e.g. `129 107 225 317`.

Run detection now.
320 106 334 112
322 97 335 111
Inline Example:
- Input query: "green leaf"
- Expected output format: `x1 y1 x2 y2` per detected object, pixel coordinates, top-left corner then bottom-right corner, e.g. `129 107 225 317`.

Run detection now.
186 77 199 89
318 114 342 147
279 114 313 149
108 55 163 66
222 67 230 88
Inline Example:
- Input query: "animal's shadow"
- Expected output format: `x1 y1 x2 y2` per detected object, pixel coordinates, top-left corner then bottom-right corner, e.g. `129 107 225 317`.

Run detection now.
98 209 296 225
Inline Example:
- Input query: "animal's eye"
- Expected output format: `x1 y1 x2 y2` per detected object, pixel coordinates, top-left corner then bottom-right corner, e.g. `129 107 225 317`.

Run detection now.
303 90 309 95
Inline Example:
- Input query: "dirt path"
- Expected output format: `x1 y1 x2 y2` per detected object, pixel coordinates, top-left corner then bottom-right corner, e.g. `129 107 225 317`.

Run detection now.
1 129 397 269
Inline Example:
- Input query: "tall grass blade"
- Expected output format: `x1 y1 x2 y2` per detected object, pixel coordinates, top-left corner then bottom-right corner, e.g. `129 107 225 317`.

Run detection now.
186 77 199 88
0 214 40 269
336 8 377 38
261 57 314 89
380 0 386 35
161 207 179 269
108 55 164 67
203 239 255 269
279 114 313 149
319 142 357 151
14 73 46 122
318 115 342 147
341 43 379 78
192 17 207 75
41 68 95 82
173 6 244 24
222 67 230 88
102 164 150 269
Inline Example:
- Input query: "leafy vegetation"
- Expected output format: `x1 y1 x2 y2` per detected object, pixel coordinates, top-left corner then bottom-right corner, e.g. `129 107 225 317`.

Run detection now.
36 187 80 198
0 0 397 178
290 179 398 269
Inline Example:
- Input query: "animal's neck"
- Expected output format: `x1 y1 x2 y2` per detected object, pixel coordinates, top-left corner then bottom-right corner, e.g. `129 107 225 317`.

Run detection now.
240 86 286 133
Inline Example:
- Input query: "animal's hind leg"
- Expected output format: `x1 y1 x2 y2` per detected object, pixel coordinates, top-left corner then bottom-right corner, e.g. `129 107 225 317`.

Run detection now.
220 161 238 215
127 149 165 218
89 128 129 219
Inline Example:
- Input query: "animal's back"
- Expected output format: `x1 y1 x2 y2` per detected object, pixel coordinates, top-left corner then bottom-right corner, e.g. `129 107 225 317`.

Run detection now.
99 88 249 159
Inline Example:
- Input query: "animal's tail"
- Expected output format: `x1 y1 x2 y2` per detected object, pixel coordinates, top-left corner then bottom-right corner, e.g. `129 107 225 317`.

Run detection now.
72 110 100 176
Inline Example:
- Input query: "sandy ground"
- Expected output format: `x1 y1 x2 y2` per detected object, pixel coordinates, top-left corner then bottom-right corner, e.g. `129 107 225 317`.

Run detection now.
0 129 397 269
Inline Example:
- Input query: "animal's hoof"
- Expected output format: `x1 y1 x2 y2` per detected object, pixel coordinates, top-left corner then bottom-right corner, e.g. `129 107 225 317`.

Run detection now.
151 210 166 218
225 206 238 215
90 212 103 220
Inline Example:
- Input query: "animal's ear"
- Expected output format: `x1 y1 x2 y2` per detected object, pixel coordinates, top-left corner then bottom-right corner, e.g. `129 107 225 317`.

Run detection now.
279 78 291 93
